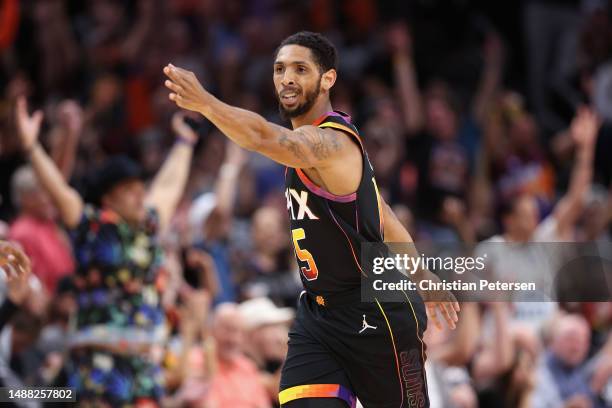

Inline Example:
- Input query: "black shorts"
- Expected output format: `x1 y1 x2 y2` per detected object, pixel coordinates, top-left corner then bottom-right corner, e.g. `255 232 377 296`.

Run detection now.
279 290 429 408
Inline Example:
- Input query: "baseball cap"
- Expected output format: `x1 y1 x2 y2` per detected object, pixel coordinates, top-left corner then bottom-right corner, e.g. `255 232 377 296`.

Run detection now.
86 155 144 205
238 297 295 330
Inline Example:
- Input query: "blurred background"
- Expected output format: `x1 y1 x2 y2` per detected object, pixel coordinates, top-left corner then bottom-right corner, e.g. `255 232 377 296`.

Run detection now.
0 0 611 407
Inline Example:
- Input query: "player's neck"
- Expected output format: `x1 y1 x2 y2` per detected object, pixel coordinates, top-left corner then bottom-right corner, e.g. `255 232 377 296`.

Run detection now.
290 100 333 129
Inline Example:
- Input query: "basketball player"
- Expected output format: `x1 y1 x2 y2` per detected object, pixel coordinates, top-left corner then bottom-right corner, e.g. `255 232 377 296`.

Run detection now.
164 31 459 408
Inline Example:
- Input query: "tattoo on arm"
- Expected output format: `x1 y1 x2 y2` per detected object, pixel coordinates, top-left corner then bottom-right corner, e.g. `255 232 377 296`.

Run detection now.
278 127 342 165
278 132 307 160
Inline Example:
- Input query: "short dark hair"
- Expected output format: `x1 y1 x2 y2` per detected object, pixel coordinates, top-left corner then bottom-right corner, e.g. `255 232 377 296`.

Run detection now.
276 31 338 73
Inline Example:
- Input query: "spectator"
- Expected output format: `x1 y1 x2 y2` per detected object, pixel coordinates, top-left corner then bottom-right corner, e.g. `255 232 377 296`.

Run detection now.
239 297 294 405
390 23 502 227
238 205 300 306
205 303 272 408
484 92 557 210
189 141 247 304
532 314 611 408
478 106 600 329
15 97 198 405
8 166 75 294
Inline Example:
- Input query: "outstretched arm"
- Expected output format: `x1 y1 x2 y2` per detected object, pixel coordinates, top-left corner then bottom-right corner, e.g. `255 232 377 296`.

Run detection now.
388 23 425 134
145 112 197 230
382 199 460 330
163 64 356 170
215 142 247 220
553 107 599 238
473 33 504 125
16 97 83 228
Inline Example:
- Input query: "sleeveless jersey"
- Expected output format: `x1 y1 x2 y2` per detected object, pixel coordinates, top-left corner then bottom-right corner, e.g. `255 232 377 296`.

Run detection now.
285 111 385 296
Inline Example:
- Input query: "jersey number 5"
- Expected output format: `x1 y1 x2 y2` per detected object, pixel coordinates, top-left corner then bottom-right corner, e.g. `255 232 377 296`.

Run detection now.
291 228 319 281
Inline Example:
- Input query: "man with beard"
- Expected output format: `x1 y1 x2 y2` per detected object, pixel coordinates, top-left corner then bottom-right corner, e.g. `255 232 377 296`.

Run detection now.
164 31 459 408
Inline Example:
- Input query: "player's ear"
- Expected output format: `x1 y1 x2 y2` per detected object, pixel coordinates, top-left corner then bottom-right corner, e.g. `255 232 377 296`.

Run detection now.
320 69 337 92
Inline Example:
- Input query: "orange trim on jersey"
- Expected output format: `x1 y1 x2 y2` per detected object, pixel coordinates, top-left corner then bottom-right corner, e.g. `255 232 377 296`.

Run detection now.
371 177 385 239
317 121 364 150
312 112 331 126
375 299 405 408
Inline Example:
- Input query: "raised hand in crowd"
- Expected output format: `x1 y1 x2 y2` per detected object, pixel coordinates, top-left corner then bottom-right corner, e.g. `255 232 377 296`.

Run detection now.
571 106 600 148
387 21 413 56
0 240 30 281
0 241 31 334
553 107 600 239
388 22 424 134
15 96 84 228
483 31 505 68
145 111 199 229
184 247 220 300
216 141 247 215
473 31 505 125
49 99 84 180
0 240 39 314
171 111 199 145
15 96 44 153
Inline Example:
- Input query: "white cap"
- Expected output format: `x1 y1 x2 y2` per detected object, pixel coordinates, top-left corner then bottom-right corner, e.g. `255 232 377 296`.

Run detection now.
188 192 217 241
238 297 295 330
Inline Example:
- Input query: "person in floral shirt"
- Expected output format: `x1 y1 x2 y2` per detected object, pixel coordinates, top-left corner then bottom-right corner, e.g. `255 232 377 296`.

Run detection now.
16 97 199 406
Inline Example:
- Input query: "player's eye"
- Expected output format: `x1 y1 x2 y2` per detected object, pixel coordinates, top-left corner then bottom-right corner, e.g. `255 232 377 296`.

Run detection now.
297 66 307 73
274 66 284 74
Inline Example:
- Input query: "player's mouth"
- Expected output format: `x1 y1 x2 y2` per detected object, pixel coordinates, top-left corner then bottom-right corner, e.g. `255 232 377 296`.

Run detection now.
280 90 300 106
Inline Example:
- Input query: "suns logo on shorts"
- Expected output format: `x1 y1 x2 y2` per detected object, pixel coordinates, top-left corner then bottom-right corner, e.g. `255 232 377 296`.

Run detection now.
401 350 425 407
285 188 319 220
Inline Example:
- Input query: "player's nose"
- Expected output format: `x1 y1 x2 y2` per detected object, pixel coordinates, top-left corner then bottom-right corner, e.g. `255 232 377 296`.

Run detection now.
280 71 297 86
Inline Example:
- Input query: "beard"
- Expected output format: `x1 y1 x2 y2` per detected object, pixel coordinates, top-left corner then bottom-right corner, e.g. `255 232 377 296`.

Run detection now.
277 79 322 120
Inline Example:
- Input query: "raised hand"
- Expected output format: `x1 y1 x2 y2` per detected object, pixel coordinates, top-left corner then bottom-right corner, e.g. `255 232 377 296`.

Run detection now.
483 32 504 67
16 96 44 151
171 111 198 144
56 100 84 136
571 106 600 149
164 64 210 113
0 240 31 281
224 141 247 168
1 241 35 309
387 22 413 55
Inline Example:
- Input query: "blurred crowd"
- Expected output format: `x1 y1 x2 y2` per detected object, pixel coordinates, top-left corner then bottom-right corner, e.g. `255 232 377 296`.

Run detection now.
0 0 612 407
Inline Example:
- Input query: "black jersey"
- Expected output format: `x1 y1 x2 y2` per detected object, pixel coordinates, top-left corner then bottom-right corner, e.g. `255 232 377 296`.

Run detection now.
285 111 385 297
